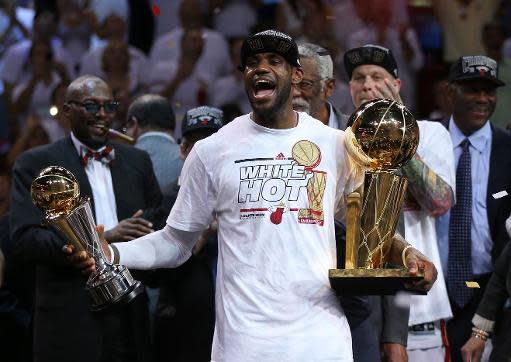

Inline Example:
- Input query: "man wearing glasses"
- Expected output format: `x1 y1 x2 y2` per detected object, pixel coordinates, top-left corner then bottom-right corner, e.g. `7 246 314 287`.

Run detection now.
9 75 162 362
292 43 348 130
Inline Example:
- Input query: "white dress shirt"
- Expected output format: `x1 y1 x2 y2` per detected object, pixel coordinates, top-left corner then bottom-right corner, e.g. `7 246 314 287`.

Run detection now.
71 132 118 230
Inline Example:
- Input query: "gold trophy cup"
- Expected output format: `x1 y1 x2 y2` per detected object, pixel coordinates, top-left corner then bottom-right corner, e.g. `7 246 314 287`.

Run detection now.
31 166 144 310
329 99 424 294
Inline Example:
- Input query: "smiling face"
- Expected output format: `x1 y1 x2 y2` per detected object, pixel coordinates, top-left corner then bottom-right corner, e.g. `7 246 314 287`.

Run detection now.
349 64 400 108
292 57 334 119
243 52 303 120
64 78 115 149
447 80 497 135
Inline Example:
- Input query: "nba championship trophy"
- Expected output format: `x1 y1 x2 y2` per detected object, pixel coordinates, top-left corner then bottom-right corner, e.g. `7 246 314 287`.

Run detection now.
31 166 143 310
329 98 424 294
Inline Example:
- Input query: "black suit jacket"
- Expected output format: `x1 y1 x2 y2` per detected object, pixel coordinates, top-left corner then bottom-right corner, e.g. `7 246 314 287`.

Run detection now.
475 242 511 360
441 119 511 262
9 137 162 362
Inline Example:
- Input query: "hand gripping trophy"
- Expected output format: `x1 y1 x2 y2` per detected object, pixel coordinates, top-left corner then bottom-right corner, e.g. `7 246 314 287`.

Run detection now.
31 166 143 310
330 98 424 294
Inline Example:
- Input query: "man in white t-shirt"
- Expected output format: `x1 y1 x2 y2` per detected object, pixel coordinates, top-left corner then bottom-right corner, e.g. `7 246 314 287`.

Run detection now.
344 44 455 361
66 30 438 362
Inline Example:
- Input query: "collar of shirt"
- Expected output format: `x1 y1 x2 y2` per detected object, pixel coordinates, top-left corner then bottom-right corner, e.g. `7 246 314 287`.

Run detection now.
70 132 110 157
448 116 491 153
327 102 339 129
137 131 177 144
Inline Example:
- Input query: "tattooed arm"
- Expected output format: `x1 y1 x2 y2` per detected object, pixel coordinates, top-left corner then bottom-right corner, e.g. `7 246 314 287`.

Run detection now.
401 154 454 217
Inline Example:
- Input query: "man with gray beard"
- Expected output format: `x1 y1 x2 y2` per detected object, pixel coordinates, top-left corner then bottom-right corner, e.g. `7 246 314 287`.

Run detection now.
292 43 348 130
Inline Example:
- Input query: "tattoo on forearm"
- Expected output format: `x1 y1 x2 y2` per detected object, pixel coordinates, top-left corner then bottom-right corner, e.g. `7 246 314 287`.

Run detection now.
402 155 454 216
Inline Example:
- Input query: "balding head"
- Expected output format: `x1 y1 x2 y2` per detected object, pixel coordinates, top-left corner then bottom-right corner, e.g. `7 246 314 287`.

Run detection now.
65 75 112 102
127 94 175 131
63 75 115 149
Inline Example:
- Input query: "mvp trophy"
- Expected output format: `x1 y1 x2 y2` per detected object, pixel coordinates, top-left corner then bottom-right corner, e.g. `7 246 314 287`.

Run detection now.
31 166 143 310
329 98 424 295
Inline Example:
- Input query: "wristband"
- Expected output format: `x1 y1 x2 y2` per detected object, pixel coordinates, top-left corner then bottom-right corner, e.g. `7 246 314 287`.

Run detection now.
401 244 413 267
471 326 489 341
110 244 120 264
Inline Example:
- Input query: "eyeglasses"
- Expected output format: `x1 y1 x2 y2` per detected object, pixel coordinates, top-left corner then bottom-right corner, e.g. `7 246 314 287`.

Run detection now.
296 79 320 92
67 100 119 114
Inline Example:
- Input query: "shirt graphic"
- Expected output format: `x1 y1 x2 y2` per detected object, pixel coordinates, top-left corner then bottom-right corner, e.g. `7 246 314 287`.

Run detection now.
236 140 327 226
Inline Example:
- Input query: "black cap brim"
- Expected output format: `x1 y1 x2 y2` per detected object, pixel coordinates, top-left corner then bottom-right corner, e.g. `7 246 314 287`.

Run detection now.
449 74 505 87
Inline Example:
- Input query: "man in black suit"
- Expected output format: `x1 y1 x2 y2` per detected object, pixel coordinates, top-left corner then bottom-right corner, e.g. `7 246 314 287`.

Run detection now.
436 55 511 361
461 241 511 361
9 75 162 362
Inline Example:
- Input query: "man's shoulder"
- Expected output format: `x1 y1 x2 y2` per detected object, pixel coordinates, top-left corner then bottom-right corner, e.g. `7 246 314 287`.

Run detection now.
16 138 70 163
492 124 511 143
191 115 249 155
136 134 179 153
13 139 74 176
417 119 451 135
113 141 150 158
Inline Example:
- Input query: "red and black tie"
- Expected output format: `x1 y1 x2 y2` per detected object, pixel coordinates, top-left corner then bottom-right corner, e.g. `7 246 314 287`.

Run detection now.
81 146 115 166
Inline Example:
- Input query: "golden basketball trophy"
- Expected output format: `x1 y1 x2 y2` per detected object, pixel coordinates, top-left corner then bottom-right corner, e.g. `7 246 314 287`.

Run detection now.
31 166 144 310
329 98 424 294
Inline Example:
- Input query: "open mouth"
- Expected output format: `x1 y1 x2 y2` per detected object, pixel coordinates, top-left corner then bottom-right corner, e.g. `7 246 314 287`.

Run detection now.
253 79 276 101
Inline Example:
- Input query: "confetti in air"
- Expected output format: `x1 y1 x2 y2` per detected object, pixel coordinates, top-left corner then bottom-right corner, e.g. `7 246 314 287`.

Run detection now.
152 4 160 17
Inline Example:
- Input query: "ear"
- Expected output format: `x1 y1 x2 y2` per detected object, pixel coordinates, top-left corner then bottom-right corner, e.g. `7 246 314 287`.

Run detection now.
393 78 402 93
62 103 72 117
125 116 140 139
291 67 304 85
445 83 456 104
324 78 336 98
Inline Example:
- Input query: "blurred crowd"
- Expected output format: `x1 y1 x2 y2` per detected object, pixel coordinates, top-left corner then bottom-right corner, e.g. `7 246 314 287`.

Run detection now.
1 0 511 170
1 0 511 362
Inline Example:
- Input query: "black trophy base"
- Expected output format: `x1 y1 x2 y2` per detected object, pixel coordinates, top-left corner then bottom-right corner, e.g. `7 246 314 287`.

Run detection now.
329 268 426 295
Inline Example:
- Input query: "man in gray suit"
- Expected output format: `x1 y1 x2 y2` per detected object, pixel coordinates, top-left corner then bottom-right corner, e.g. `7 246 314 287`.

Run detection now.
126 94 184 194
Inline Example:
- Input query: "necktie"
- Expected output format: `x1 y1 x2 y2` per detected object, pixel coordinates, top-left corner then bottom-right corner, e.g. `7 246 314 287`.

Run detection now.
81 146 115 166
448 138 473 308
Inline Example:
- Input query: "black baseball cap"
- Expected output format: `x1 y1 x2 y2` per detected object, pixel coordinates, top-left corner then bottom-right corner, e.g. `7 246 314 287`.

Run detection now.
239 29 301 71
448 55 505 87
181 106 224 137
344 45 398 79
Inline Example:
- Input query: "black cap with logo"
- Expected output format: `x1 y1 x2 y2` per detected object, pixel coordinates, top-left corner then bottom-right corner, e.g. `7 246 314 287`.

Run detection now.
344 44 398 79
239 29 301 71
448 55 505 87
181 106 224 137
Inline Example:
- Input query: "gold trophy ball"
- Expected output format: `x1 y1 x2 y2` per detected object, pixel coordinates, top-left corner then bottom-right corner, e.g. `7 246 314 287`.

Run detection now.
31 166 80 215
347 99 419 171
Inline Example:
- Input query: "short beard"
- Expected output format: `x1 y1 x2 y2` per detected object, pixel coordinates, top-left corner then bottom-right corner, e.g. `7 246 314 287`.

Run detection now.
251 80 292 121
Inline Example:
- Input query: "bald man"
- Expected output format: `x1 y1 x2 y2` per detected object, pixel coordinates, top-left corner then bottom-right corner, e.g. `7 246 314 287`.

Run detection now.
10 76 162 362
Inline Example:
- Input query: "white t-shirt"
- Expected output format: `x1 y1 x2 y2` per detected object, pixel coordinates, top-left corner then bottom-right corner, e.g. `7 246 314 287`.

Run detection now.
167 112 363 362
405 121 455 350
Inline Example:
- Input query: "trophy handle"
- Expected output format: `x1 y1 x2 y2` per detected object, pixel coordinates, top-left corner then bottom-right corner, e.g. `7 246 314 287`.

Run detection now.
345 187 363 269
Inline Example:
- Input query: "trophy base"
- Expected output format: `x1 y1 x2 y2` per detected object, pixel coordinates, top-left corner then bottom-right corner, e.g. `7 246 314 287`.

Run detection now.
87 264 144 311
329 268 426 295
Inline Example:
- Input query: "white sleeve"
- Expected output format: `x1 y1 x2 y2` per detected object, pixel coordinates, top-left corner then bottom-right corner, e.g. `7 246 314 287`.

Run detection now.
417 121 456 192
114 225 201 270
335 131 365 222
166 145 217 231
